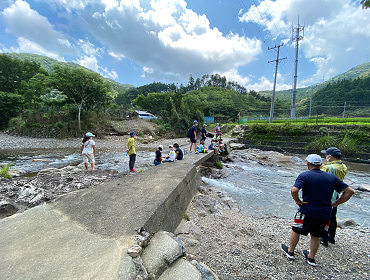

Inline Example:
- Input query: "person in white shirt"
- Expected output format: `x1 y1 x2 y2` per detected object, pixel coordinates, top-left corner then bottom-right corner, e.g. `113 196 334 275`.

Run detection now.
164 145 176 162
81 132 96 170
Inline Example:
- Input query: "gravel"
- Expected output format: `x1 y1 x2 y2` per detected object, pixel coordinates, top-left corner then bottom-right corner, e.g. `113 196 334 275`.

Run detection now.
179 184 370 280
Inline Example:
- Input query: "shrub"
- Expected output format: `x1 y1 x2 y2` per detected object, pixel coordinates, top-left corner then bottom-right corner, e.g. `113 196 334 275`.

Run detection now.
214 161 223 169
305 136 340 151
8 117 25 129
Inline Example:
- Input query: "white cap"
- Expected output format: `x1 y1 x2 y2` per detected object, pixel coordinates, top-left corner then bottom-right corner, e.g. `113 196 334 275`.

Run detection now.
305 154 322 165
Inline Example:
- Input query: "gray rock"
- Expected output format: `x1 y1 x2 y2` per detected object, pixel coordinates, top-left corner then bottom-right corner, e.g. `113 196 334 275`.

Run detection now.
132 257 148 280
127 245 143 258
193 194 223 215
158 258 201 280
0 198 19 217
141 231 185 277
338 219 358 228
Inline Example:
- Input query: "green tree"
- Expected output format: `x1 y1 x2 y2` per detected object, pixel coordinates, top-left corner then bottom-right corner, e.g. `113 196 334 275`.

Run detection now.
361 0 370 9
51 65 111 130
0 91 23 129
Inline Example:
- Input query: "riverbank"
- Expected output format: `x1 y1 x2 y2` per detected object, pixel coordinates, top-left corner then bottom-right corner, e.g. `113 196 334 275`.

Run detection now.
1 133 369 279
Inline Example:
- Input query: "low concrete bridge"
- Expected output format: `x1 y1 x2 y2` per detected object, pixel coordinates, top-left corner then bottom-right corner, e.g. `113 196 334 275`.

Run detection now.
0 150 220 279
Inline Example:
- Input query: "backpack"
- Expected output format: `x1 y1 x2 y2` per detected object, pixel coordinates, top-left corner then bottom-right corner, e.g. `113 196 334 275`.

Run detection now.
187 126 193 138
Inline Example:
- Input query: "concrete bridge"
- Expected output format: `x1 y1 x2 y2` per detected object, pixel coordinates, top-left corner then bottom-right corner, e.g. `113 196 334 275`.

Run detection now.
0 150 221 279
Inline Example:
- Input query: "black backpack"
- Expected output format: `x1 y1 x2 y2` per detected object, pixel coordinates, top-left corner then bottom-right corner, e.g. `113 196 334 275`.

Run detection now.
187 126 193 138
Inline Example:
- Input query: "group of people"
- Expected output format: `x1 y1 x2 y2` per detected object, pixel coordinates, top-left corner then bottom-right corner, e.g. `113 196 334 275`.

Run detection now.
80 131 184 171
281 147 354 267
188 121 225 154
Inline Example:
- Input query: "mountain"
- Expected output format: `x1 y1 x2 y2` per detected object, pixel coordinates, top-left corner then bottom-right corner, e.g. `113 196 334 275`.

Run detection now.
259 61 370 101
4 52 134 92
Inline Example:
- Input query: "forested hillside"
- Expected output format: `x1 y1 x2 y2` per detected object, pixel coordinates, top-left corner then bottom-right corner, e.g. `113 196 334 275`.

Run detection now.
260 61 370 102
297 77 370 117
5 53 134 94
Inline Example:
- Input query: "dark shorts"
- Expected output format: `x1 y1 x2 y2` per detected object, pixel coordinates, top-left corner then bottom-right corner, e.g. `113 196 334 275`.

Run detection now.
189 138 197 143
292 212 329 237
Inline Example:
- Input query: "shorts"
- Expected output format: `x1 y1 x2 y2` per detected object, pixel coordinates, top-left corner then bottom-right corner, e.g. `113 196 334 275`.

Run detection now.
292 211 329 237
82 153 95 163
190 138 197 143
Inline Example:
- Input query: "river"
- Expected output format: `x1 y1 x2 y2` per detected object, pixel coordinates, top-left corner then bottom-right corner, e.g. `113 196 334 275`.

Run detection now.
1 146 369 227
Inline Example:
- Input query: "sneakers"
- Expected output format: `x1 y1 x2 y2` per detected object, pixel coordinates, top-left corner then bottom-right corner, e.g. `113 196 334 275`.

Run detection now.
320 238 329 247
129 168 136 172
195 152 199 154
302 250 316 267
281 244 295 260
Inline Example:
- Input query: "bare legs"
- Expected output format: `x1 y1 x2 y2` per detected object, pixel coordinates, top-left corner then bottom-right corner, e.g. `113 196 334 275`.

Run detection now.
288 230 320 259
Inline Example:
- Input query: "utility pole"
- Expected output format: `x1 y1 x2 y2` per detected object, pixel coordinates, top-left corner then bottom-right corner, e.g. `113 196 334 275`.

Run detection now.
343 101 347 118
268 43 286 123
290 16 304 119
309 87 313 118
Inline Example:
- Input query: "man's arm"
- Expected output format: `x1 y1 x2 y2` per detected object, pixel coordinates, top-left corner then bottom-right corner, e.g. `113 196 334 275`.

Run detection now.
332 187 354 207
291 186 307 206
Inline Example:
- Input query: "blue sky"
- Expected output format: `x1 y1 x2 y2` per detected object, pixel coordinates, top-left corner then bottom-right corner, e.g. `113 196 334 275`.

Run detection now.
1 0 369 91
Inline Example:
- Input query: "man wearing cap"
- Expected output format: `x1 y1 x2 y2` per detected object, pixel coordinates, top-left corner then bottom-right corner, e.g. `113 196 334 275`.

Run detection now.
126 131 136 172
188 121 198 154
201 124 207 142
320 147 348 247
281 154 354 267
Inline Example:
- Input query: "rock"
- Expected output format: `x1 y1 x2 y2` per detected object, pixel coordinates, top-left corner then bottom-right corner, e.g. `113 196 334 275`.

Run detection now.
338 219 358 228
131 257 148 280
141 231 185 277
193 261 218 280
193 194 223 215
0 198 19 218
158 258 201 280
355 184 370 192
127 245 143 258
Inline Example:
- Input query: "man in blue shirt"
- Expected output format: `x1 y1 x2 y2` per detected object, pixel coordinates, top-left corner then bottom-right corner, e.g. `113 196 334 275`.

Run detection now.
281 154 354 267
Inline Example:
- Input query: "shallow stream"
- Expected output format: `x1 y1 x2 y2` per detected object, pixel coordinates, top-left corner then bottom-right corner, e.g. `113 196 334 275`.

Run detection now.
1 147 369 227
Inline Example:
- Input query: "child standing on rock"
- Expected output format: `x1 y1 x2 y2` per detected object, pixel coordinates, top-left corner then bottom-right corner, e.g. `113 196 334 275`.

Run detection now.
81 132 96 170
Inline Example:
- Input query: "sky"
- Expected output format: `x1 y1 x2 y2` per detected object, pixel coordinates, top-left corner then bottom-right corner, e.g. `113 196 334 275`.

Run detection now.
0 0 369 91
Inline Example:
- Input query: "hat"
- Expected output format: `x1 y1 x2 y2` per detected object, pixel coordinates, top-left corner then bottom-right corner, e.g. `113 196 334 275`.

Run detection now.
193 120 198 124
305 154 322 165
321 147 342 158
158 145 163 150
129 131 136 136
85 132 95 137
203 124 207 126
169 145 173 148
173 143 179 148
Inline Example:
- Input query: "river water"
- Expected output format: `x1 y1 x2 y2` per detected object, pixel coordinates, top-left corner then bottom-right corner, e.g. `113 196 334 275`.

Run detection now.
1 147 369 227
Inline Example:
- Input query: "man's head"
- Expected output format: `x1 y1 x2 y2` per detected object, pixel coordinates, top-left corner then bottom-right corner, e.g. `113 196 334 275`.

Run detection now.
173 143 179 148
321 147 342 161
305 154 322 169
193 120 198 125
169 144 173 150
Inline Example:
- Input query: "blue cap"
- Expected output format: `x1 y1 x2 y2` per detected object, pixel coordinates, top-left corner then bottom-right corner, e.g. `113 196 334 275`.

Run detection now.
321 147 342 158
129 131 136 136
193 120 198 124
85 132 95 137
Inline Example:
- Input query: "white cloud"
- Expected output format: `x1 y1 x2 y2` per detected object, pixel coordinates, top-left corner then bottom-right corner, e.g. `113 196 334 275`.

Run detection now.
240 0 370 84
16 37 65 61
1 0 77 55
247 72 292 92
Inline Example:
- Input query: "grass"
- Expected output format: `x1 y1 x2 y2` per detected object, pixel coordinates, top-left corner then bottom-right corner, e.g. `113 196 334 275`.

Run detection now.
241 117 370 126
214 161 223 169
0 163 12 179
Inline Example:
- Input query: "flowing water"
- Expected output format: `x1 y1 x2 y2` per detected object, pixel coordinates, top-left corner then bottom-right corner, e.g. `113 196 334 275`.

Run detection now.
203 158 370 228
1 147 369 227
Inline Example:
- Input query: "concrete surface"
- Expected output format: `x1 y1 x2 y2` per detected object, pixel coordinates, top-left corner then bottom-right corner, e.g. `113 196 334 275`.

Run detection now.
0 151 215 280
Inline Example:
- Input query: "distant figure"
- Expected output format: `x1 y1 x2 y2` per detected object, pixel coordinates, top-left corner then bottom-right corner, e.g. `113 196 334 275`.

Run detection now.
208 139 219 154
154 145 165 166
320 147 348 247
201 124 207 142
281 154 354 267
197 140 208 153
81 132 96 170
214 123 222 139
164 145 176 162
188 120 198 153
126 131 136 172
173 143 183 160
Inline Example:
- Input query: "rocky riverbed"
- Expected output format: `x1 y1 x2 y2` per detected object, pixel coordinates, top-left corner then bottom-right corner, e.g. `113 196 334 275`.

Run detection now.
1 133 369 279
